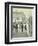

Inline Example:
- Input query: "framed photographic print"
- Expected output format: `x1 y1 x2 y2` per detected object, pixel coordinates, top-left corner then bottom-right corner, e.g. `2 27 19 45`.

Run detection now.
5 2 37 44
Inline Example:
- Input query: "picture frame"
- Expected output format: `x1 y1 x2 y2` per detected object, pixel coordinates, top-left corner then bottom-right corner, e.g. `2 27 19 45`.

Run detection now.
5 2 37 44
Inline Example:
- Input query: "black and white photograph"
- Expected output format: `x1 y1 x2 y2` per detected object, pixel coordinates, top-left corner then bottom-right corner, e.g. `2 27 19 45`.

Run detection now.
11 7 32 38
